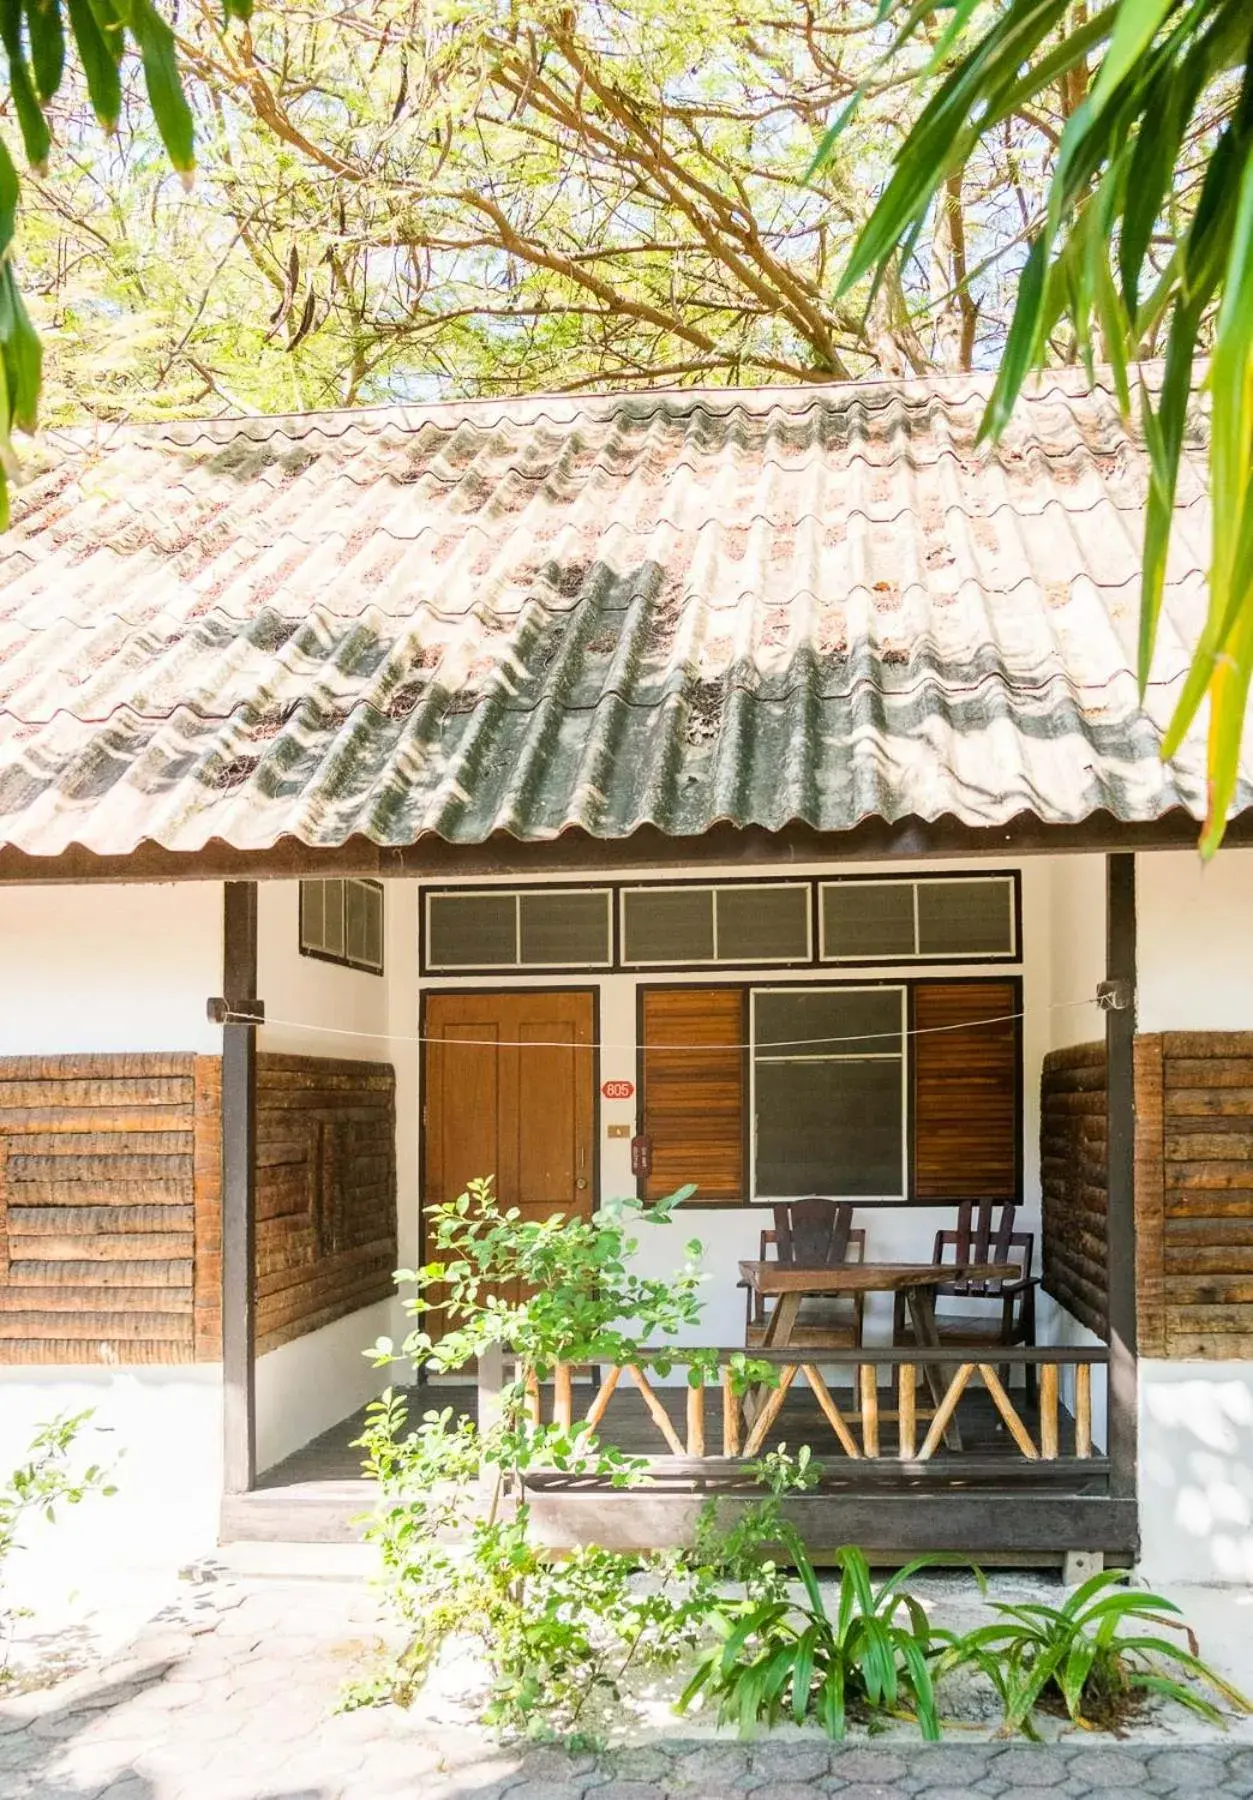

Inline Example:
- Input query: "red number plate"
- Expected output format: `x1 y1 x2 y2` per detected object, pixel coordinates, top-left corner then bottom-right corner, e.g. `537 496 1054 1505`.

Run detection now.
601 1079 635 1101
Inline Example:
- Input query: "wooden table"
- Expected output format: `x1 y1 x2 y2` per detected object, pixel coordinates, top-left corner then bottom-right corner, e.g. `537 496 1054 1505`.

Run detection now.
736 1259 1022 1452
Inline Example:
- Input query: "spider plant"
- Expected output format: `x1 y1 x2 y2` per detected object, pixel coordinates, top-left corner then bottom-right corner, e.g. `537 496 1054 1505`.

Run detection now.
938 1568 1251 1738
677 1531 943 1740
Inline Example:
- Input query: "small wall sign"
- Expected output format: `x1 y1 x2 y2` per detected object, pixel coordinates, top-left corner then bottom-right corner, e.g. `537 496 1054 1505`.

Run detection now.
601 1078 635 1101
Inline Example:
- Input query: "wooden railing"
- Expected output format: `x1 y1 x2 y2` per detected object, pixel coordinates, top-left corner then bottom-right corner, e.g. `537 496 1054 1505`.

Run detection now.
493 1344 1108 1476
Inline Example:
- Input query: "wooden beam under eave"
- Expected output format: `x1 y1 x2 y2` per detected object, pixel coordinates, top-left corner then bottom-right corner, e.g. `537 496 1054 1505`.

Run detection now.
221 881 258 1497
2 808 1253 885
1105 853 1139 1521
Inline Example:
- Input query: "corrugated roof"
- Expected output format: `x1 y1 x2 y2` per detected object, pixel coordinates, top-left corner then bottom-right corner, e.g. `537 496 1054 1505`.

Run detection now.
0 369 1239 856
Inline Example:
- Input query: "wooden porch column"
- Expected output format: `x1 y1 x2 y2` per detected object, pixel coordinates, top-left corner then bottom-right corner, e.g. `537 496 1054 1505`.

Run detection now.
221 882 260 1496
1104 853 1138 1510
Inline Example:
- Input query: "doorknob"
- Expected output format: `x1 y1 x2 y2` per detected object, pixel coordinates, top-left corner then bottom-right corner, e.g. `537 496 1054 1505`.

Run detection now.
576 1177 589 1190
576 1144 588 1190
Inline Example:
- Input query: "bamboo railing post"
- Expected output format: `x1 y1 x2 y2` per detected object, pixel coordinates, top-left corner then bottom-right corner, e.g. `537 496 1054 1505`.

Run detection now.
898 1364 916 1460
859 1363 880 1458
1039 1362 1060 1460
1075 1361 1093 1458
626 1364 685 1456
917 1364 975 1460
722 1367 741 1457
742 1365 797 1458
553 1363 573 1430
584 1363 620 1430
801 1364 861 1459
686 1380 706 1457
477 1343 504 1505
978 1364 1039 1460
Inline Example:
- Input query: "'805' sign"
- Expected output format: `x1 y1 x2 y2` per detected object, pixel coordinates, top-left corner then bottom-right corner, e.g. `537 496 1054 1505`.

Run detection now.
601 1079 634 1101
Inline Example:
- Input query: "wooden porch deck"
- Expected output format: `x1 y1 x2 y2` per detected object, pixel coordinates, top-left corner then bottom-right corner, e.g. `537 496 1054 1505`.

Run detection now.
224 1374 1109 1546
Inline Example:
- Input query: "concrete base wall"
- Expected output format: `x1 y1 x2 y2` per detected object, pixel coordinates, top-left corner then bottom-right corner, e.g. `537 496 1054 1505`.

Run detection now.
255 1296 405 1474
1138 1358 1253 1583
0 1366 222 1575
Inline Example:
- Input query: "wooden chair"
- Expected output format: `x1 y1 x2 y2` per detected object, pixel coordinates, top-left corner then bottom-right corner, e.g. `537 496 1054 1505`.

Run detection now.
742 1198 867 1349
893 1199 1038 1398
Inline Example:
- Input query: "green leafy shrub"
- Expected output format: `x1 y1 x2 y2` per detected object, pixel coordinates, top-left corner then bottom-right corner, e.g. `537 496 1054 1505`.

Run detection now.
355 1178 728 1735
678 1530 943 1741
1 1410 115 1683
374 1176 707 1378
938 1569 1251 1736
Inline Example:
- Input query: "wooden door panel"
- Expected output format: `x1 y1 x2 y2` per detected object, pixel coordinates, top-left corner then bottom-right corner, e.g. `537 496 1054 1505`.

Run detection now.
428 1023 503 1204
424 991 595 1338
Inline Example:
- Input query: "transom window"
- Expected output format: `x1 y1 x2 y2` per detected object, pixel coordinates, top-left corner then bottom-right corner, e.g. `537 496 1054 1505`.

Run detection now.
300 879 384 975
820 877 1015 962
425 888 612 971
419 873 1017 974
752 987 906 1199
620 883 810 966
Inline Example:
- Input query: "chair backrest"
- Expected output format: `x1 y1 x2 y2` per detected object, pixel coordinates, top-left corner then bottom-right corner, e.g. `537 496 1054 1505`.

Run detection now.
772 1199 856 1267
932 1200 1031 1295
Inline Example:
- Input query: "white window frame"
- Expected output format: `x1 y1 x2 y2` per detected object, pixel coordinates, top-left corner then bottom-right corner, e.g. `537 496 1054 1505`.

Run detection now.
749 984 908 1203
423 887 614 973
619 881 812 968
818 875 1016 963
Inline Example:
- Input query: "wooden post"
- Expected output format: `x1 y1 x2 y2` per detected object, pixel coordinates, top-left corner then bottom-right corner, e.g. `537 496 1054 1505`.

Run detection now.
221 881 259 1497
722 1368 741 1457
1105 854 1139 1514
553 1363 574 1430
477 1343 504 1505
1040 1362 1060 1460
686 1381 706 1457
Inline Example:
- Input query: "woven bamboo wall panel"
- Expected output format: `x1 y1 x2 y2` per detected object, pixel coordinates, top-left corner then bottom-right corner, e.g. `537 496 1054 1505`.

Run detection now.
251 1054 397 1355
1138 1032 1253 1359
1040 1042 1108 1338
0 1051 397 1365
0 1053 215 1364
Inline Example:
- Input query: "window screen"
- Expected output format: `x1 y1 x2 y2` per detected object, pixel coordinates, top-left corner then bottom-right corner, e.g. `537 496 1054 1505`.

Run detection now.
424 889 612 970
716 884 809 962
621 882 810 966
323 880 345 958
300 879 383 974
427 893 516 968
519 891 612 966
753 987 905 1198
622 888 715 964
822 882 915 960
916 879 1014 956
302 879 325 952
820 876 1015 961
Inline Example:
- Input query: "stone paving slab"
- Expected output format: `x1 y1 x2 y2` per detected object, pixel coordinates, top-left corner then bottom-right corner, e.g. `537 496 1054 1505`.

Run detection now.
1 1577 1251 1800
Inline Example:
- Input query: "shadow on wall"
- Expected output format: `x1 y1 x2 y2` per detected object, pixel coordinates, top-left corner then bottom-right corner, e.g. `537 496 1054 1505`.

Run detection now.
1140 1363 1253 1582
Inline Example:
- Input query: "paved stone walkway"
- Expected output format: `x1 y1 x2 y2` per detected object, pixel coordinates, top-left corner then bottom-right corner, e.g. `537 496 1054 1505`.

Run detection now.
1 1576 1251 1800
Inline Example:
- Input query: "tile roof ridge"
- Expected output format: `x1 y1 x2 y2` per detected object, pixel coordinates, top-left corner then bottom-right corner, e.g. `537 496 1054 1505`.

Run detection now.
36 360 1168 451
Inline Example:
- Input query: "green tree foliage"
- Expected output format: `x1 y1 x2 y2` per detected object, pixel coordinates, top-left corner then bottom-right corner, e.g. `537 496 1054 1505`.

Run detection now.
825 0 1250 853
0 0 252 518
19 0 1071 426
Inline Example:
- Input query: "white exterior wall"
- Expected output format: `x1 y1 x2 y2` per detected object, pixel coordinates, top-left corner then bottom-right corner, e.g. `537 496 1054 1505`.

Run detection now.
1034 854 1110 1445
0 882 226 1569
1134 849 1253 1582
0 881 224 1055
253 882 412 1473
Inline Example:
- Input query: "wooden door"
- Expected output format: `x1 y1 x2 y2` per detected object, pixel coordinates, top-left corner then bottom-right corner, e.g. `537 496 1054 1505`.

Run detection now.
423 991 596 1330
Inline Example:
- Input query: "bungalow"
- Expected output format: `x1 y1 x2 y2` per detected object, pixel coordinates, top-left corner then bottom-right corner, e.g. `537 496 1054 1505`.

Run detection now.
1 370 1251 1584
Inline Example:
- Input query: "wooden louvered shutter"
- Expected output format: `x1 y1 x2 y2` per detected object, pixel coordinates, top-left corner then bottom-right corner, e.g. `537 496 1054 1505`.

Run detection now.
640 988 745 1204
912 980 1019 1199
